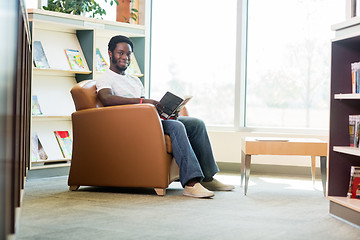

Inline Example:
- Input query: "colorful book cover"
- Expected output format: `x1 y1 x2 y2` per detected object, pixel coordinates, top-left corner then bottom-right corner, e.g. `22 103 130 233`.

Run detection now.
95 48 108 72
33 41 50 69
54 131 73 158
31 132 48 162
347 166 360 198
353 178 360 199
356 182 360 199
32 95 43 115
64 49 85 71
126 53 143 77
349 115 360 147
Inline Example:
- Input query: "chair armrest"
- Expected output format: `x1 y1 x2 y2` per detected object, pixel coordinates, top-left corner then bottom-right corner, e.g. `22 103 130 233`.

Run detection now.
71 104 166 154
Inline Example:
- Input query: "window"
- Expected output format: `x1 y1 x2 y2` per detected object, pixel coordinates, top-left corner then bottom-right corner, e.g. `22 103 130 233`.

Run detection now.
245 0 344 129
150 0 344 130
150 0 238 127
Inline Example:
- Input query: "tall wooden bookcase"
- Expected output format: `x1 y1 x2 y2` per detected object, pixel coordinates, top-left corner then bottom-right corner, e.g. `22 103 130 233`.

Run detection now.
1 0 31 237
329 18 360 226
28 9 147 169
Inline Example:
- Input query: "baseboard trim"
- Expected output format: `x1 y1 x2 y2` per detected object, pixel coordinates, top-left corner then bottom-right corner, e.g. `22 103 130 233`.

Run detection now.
27 166 70 179
217 162 321 178
28 163 321 179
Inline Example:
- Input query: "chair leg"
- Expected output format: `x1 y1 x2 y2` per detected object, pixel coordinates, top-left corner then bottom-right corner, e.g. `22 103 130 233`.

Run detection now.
154 188 166 196
69 185 80 191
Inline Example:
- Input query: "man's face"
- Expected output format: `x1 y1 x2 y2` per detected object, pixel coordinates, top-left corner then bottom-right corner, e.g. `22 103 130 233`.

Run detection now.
109 42 132 72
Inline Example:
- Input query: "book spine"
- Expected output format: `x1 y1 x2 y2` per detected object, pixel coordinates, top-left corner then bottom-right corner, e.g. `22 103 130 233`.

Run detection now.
351 62 360 93
349 115 355 147
356 115 360 148
352 63 356 93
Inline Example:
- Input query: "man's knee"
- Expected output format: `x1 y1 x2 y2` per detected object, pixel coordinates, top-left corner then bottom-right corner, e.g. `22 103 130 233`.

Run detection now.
182 117 206 130
163 119 186 134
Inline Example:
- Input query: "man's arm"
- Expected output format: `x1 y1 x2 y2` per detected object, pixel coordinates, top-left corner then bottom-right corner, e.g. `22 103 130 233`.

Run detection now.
98 88 163 111
98 88 141 106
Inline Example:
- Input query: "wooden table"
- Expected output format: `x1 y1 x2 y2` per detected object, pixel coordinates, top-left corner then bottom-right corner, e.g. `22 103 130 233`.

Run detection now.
241 137 328 196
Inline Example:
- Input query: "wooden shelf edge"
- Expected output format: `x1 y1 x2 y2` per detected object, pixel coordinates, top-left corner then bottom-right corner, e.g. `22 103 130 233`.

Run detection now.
27 8 146 29
33 68 92 75
30 160 71 170
31 158 71 163
334 93 360 99
333 146 360 157
328 196 360 212
30 162 71 170
32 115 72 121
27 8 146 37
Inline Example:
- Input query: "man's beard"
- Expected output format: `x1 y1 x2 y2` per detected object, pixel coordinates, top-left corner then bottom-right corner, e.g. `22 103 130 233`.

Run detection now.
112 57 128 72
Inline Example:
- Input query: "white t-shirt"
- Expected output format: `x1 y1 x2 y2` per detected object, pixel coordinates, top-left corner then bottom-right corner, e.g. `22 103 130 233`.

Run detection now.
96 69 145 98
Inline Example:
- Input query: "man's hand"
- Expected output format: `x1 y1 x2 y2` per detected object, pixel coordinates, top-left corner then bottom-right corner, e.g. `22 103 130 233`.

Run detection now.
169 109 180 120
143 99 164 113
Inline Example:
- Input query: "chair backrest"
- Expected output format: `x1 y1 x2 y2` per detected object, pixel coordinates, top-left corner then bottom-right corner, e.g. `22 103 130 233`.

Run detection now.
71 79 189 115
70 80 103 111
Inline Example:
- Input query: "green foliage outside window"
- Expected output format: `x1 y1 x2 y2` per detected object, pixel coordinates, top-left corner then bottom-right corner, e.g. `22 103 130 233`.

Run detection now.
43 0 119 18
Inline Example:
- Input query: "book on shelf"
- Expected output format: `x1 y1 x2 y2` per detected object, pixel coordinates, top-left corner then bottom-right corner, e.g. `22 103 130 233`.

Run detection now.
32 95 43 115
33 40 50 69
54 131 73 158
347 166 360 199
95 48 108 72
349 115 360 147
126 53 143 77
64 49 86 71
350 61 360 94
31 132 48 162
159 91 192 120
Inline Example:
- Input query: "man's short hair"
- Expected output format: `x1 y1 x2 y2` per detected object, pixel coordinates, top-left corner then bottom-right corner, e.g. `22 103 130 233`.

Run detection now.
108 35 134 52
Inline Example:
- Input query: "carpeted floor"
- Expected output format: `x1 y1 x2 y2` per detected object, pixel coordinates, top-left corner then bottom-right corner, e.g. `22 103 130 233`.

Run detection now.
17 173 360 240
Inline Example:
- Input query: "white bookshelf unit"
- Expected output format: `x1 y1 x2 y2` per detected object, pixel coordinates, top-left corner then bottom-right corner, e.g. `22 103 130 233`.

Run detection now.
329 17 360 226
28 9 147 169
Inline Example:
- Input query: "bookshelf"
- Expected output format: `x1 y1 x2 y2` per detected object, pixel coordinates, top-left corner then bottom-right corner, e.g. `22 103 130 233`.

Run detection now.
329 18 360 226
28 9 147 169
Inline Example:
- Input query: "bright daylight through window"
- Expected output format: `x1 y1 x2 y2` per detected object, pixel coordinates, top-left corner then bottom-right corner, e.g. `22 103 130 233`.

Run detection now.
150 0 237 127
246 0 344 129
152 0 344 130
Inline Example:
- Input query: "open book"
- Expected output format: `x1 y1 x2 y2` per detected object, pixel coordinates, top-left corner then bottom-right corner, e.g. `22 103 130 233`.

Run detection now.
159 91 192 119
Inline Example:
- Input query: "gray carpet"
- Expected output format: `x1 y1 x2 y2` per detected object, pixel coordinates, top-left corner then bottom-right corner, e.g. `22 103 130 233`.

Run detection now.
17 173 360 240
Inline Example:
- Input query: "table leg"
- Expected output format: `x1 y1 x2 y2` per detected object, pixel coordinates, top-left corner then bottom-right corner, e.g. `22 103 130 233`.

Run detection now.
311 156 316 186
320 156 327 197
241 151 245 187
244 154 251 195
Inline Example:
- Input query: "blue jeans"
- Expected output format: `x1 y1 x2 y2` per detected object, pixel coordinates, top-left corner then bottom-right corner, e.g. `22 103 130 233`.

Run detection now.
161 116 219 187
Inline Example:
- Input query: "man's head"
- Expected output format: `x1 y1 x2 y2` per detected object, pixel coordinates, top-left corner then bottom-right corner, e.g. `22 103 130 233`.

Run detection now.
108 35 134 74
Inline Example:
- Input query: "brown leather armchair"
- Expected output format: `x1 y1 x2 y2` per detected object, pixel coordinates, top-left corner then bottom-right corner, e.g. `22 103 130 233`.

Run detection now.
68 80 179 196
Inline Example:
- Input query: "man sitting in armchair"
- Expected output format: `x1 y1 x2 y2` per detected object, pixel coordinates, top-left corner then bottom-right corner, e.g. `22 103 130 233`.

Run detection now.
96 35 234 198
